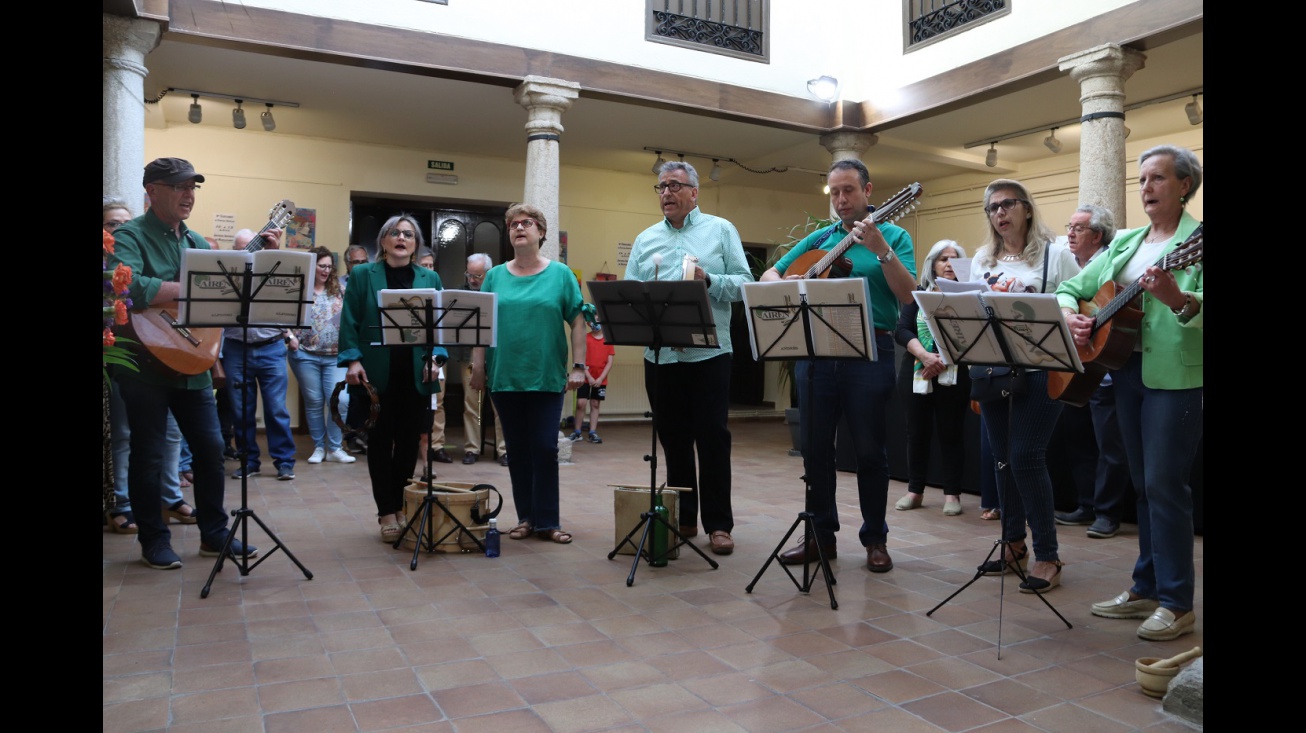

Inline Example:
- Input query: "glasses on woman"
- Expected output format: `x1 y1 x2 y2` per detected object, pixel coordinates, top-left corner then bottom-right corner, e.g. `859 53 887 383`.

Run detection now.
387 229 416 240
104 221 123 231
652 181 691 194
316 263 335 270
509 219 537 230
984 198 1026 215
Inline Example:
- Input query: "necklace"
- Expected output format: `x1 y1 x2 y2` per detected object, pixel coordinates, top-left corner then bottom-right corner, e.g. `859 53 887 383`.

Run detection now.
999 253 1022 262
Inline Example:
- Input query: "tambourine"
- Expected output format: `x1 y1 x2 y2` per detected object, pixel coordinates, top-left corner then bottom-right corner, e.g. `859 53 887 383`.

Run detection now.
469 483 504 524
330 379 380 432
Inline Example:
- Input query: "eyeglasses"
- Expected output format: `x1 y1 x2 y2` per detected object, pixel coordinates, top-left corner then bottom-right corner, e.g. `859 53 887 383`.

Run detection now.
316 263 335 270
509 219 537 230
652 181 692 194
154 183 200 193
1065 224 1092 234
347 259 368 266
387 229 416 240
103 221 124 231
984 198 1026 215
465 271 485 281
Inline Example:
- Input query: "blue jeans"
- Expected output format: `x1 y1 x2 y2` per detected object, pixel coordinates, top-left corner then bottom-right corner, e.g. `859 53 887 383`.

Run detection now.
979 413 999 511
108 382 185 514
980 370 1063 563
114 376 230 547
1113 353 1202 613
223 339 296 470
288 349 346 452
795 334 896 547
492 391 565 532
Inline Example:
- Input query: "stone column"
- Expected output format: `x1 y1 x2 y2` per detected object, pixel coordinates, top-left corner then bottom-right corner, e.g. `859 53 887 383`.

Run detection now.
513 76 580 262
819 131 878 219
1059 44 1145 228
103 14 162 217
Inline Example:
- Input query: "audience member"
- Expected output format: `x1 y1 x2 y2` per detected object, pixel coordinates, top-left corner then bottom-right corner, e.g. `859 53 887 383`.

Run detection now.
457 253 507 465
341 244 371 454
570 317 615 444
625 161 754 555
288 246 356 465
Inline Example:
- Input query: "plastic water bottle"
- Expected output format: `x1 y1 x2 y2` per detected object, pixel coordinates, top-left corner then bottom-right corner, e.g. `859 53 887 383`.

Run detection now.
650 492 669 567
485 518 500 557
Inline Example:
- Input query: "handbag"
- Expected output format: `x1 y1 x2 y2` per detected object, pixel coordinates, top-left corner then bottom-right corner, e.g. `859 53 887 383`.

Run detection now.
969 365 1025 402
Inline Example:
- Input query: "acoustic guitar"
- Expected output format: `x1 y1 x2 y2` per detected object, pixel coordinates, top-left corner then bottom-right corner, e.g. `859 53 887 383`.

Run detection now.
1046 224 1203 407
121 199 296 378
786 183 923 278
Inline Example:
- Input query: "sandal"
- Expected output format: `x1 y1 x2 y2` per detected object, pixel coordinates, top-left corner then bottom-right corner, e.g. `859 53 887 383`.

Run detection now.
980 508 1001 521
165 501 199 525
106 511 138 535
979 542 1028 576
507 521 533 540
379 516 403 543
537 528 573 544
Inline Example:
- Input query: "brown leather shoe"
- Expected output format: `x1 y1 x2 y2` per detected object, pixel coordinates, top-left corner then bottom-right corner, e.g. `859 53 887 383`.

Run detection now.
678 525 698 538
866 544 893 573
778 538 836 566
708 531 734 555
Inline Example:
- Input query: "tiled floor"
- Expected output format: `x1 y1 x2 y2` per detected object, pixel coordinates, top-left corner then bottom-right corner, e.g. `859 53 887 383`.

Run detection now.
103 419 1202 732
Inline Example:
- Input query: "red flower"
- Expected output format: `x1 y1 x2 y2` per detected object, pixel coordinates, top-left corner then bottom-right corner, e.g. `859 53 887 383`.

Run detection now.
114 300 129 325
103 229 115 256
103 328 116 347
112 263 132 294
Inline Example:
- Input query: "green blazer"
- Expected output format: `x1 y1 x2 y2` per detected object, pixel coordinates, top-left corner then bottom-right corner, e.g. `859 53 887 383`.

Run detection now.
1055 210 1202 390
337 262 447 396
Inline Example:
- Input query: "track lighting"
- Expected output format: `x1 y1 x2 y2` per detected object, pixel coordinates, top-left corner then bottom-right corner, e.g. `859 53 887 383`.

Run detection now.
651 151 666 174
232 100 247 129
985 144 997 168
187 94 202 124
261 103 276 132
1043 128 1062 154
146 88 299 132
807 75 839 102
1185 94 1202 125
709 159 722 182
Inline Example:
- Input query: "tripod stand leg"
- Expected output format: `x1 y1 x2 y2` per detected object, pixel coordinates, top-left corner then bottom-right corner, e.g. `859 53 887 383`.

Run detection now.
746 511 837 609
245 510 314 580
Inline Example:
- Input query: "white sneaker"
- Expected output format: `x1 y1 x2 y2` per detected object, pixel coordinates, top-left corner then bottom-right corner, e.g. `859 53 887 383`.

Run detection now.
325 448 356 464
307 447 326 464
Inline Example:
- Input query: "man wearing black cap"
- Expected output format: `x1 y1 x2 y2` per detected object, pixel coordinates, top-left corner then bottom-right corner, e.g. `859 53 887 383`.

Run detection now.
108 157 282 569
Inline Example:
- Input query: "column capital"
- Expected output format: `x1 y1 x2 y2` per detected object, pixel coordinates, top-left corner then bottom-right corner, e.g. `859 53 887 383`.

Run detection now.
1058 43 1145 84
103 13 162 64
514 76 581 137
819 131 878 161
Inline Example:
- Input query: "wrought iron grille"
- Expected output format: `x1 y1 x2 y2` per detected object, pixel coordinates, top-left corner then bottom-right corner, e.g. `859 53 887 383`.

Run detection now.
647 1 769 63
906 0 1009 49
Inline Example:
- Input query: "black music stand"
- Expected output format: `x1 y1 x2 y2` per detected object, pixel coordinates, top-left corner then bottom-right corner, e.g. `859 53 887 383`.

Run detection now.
589 279 721 586
739 279 875 609
915 289 1081 654
376 289 496 570
177 254 316 599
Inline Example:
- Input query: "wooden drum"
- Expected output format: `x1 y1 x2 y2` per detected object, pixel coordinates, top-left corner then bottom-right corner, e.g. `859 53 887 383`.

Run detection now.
402 481 492 552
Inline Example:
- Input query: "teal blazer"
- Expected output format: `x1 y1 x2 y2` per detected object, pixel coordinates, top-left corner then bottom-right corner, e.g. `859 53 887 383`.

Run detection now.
1055 210 1202 390
337 262 447 396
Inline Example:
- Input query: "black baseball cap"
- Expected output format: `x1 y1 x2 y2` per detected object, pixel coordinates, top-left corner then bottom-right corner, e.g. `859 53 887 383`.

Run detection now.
143 157 206 186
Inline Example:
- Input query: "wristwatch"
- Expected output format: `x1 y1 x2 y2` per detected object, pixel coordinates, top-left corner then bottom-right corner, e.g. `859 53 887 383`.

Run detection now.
572 362 585 370
877 249 894 263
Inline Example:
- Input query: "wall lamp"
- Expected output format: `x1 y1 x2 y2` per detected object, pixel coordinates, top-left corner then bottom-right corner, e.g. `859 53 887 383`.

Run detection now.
1185 94 1203 125
651 150 666 174
146 88 300 131
807 75 840 102
1043 128 1062 154
985 143 998 168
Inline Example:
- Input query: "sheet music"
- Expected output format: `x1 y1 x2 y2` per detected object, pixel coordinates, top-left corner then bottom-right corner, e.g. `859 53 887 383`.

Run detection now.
179 249 313 326
912 290 1002 365
914 290 1081 370
983 292 1082 371
375 289 497 347
178 249 251 325
248 250 315 327
936 278 987 294
741 279 874 361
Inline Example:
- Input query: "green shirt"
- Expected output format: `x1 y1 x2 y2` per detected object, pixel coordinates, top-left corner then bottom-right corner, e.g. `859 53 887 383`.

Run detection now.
482 260 583 392
107 209 214 389
774 220 916 331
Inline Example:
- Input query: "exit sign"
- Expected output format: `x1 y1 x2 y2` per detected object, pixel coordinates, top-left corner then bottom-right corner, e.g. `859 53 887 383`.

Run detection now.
428 160 454 171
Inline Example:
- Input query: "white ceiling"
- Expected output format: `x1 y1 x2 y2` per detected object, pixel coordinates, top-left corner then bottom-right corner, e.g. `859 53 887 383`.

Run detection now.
142 32 1202 197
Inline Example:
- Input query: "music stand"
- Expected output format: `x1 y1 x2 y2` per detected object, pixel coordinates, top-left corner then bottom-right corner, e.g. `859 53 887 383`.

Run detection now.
915 289 1080 653
739 279 875 609
376 288 496 570
176 252 316 599
588 278 721 586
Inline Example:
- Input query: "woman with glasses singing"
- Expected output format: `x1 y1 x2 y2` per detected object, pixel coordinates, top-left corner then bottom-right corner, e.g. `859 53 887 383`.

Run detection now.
288 247 356 466
970 179 1079 593
470 204 586 544
338 215 448 543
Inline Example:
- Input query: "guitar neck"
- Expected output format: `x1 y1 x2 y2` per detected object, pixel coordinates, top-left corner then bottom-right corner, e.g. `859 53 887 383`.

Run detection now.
1093 227 1202 330
242 219 280 253
802 208 880 278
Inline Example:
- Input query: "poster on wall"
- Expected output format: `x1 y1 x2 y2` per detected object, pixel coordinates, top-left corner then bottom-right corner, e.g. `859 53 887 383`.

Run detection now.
213 213 237 248
558 230 568 264
617 242 632 268
286 207 316 250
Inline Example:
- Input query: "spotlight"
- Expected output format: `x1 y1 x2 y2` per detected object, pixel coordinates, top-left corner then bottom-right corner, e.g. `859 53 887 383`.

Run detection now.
1185 94 1202 125
807 75 839 102
709 159 722 182
651 151 666 174
232 99 247 129
261 103 276 132
1043 128 1062 154
985 143 997 168
187 94 202 124
1123 125 1132 139
821 174 829 195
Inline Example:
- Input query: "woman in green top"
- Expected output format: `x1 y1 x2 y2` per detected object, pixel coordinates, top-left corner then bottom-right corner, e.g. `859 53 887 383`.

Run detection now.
471 204 586 544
